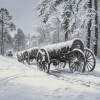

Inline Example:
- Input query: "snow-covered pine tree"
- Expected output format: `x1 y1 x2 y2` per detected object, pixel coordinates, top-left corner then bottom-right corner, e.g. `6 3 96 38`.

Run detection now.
0 8 16 55
36 0 75 41
13 28 25 52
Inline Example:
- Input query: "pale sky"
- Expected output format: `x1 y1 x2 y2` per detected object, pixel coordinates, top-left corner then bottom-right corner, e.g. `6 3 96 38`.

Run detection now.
0 0 42 37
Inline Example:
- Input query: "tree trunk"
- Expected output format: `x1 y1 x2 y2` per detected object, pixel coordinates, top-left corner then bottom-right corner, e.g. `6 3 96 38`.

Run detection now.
18 42 19 52
87 20 91 48
65 32 68 41
94 0 98 56
58 24 59 43
1 10 4 55
86 0 92 48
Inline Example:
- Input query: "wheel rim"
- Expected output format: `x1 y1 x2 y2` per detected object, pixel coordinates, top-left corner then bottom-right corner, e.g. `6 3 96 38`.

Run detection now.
69 50 85 73
84 49 96 72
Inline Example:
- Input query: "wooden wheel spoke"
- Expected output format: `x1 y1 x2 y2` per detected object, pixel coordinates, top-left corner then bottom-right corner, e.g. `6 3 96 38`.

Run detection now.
86 63 89 71
87 58 94 60
87 63 92 71
69 50 85 73
87 61 94 63
71 54 76 59
78 56 84 62
86 50 90 57
87 62 94 67
87 53 92 58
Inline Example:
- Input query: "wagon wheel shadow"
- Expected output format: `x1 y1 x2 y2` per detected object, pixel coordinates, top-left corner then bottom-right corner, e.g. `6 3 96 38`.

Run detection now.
49 63 100 78
50 68 100 78
49 63 79 78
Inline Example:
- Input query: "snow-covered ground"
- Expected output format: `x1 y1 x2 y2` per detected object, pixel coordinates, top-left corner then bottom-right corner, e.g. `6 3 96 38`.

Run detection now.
0 55 100 100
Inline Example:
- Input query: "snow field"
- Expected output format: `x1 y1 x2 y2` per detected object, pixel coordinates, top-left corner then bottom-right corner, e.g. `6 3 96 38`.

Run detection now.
0 55 100 100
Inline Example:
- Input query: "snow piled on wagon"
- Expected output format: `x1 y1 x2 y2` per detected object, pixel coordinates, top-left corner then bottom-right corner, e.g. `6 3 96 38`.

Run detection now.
17 47 38 56
28 47 38 52
41 38 84 52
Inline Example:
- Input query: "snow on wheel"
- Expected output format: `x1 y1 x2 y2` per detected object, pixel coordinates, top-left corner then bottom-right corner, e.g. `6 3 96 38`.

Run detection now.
36 52 43 70
69 49 85 73
84 48 96 72
41 49 50 73
36 50 50 73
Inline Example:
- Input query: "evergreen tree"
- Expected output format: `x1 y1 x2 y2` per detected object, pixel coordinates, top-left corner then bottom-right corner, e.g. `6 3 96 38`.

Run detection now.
36 0 84 41
0 8 16 55
13 28 25 52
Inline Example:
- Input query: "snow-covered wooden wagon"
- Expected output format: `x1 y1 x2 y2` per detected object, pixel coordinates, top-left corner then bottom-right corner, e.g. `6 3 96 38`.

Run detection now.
36 38 96 73
17 50 28 63
27 47 38 65
17 47 38 64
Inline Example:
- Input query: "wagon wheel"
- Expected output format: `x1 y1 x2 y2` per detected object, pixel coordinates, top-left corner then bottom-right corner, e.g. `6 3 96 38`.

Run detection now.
84 48 96 72
69 49 85 73
36 52 43 71
55 61 66 69
41 50 50 73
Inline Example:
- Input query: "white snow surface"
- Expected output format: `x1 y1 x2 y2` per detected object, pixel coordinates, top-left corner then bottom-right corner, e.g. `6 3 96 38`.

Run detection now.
0 55 100 100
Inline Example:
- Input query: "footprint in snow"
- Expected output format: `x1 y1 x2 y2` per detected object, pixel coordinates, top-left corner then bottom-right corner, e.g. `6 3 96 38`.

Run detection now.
66 95 74 98
65 87 70 90
77 95 84 99
57 96 62 98
55 88 61 92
